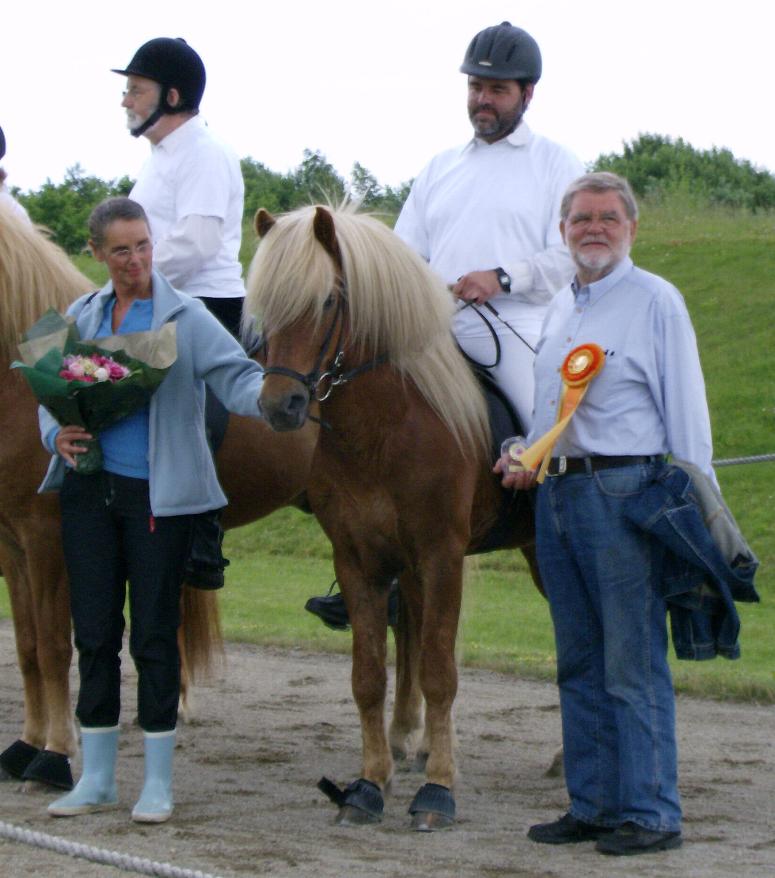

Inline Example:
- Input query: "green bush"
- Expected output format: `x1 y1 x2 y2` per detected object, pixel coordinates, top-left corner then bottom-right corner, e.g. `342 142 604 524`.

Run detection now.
595 133 775 211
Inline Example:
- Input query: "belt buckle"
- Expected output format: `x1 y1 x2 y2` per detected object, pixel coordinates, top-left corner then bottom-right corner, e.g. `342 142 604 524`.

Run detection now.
548 455 567 477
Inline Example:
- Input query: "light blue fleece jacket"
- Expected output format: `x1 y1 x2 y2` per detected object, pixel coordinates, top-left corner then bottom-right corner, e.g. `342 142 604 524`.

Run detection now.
38 270 264 516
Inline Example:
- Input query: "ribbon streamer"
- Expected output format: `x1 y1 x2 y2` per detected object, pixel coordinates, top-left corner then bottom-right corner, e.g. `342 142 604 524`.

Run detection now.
516 343 606 483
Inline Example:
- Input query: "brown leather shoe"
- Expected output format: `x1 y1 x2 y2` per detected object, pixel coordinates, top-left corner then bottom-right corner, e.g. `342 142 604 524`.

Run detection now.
528 812 615 844
596 821 682 855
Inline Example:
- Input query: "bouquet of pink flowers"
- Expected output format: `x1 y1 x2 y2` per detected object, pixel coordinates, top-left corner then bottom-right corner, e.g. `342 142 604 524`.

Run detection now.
12 308 177 474
59 352 134 383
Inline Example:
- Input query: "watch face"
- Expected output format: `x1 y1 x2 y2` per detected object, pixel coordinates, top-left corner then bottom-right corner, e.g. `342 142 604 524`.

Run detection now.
497 270 511 292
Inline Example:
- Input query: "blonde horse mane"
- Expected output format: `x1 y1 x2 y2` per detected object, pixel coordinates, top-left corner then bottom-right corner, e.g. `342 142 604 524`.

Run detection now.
0 204 93 366
246 204 490 454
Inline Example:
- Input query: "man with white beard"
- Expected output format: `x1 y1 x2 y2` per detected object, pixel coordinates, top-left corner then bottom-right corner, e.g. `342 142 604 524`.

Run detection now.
112 38 245 338
497 171 720 855
112 38 246 589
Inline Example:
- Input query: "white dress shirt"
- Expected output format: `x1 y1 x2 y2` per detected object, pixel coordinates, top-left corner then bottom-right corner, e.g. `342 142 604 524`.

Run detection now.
395 122 584 341
130 116 245 299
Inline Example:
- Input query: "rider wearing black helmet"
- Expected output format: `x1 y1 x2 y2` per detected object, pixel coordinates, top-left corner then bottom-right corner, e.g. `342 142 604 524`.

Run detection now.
396 20 581 437
113 38 247 614
306 23 582 632
112 37 245 335
112 37 206 139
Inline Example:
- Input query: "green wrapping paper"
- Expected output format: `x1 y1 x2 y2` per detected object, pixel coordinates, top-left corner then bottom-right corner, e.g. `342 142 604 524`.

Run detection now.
12 308 177 474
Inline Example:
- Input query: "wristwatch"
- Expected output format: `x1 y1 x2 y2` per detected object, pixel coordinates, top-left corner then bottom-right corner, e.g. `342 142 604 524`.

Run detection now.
494 267 511 294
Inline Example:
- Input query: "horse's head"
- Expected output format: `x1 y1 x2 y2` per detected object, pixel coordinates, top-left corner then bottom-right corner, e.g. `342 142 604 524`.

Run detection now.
248 205 348 432
245 202 489 454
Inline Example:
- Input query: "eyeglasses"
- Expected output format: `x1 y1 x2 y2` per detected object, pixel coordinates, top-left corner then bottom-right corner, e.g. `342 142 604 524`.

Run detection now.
108 241 152 261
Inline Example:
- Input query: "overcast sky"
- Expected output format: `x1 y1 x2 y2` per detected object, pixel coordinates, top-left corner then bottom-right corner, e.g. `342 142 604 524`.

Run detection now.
2 0 772 193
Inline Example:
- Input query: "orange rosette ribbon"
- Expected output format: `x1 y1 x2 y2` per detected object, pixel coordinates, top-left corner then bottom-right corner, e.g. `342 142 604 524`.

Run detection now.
515 343 606 483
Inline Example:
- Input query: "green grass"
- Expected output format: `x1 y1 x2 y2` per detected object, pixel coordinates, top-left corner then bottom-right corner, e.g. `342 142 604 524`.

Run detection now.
2 195 773 703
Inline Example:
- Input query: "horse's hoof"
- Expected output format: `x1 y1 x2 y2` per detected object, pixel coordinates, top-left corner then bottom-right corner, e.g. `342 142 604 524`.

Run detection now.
318 776 384 824
410 810 455 832
22 749 73 790
408 782 455 832
335 804 382 826
0 739 41 781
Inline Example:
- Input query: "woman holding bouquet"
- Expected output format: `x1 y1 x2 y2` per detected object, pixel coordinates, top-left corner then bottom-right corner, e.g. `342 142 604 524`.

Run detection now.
39 197 265 824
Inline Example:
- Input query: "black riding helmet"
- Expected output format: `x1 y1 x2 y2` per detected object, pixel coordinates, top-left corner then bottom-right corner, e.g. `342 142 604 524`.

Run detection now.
112 37 206 138
0 125 5 161
460 21 542 83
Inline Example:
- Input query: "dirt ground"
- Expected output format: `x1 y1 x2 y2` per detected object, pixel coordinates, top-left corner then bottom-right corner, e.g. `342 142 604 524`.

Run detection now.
0 618 773 878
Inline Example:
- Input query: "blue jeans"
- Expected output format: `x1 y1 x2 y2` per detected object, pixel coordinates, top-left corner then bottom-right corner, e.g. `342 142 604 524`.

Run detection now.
536 461 682 832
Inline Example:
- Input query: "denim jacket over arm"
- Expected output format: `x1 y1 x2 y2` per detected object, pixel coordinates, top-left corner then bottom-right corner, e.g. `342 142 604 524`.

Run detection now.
623 462 759 660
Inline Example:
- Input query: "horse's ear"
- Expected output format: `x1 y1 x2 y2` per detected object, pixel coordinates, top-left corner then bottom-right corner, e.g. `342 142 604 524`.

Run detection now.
255 209 276 239
313 206 343 267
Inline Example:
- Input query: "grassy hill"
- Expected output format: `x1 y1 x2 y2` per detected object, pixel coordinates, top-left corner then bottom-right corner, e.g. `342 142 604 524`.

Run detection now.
3 197 773 702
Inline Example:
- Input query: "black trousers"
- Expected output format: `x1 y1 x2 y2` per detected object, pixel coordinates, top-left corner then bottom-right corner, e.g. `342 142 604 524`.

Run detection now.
197 296 244 340
60 471 193 731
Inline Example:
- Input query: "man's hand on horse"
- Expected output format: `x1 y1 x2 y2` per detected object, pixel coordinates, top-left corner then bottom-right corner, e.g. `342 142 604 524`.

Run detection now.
452 270 502 305
55 425 93 468
493 452 537 491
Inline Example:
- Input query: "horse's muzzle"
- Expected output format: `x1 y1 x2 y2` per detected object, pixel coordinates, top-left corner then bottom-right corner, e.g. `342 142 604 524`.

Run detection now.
260 388 310 432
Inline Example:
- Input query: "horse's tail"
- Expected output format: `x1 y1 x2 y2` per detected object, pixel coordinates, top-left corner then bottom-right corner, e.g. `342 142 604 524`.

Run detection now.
178 586 224 709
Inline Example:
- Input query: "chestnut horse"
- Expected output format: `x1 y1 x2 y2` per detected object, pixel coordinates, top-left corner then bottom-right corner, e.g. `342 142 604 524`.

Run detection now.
0 204 317 789
246 204 537 831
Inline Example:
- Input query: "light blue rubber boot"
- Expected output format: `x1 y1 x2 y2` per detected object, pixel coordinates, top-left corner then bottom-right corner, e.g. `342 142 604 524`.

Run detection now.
48 726 119 816
131 730 175 823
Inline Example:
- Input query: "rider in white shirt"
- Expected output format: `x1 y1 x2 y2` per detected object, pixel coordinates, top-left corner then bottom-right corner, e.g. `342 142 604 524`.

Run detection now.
113 38 245 338
395 21 583 434
0 125 31 224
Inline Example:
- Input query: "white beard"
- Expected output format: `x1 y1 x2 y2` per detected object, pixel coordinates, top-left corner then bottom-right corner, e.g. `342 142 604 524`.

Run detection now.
573 237 631 279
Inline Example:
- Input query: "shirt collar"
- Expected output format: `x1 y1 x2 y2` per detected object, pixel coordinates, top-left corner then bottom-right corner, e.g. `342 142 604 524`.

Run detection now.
572 255 634 303
461 120 532 154
153 115 205 153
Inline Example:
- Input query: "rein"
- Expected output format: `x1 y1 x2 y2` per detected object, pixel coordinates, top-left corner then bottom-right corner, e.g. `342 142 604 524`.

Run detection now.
456 300 536 370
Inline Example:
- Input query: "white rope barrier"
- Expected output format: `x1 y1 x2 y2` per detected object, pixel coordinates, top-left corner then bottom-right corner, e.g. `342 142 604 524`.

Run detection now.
713 453 775 467
0 819 224 878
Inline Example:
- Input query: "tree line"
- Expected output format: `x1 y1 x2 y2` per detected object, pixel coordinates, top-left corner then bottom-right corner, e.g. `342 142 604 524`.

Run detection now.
12 135 775 254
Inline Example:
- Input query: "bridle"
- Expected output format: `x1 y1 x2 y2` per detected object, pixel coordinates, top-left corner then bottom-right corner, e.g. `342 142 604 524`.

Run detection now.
262 283 386 424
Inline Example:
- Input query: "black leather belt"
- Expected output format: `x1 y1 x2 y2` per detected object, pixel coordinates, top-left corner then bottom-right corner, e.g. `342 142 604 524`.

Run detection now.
546 455 664 476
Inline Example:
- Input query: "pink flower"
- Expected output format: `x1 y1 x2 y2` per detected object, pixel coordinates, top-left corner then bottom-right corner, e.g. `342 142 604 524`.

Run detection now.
58 353 134 383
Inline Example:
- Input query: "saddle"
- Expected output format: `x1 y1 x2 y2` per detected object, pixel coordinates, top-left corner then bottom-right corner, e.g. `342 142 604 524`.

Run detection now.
468 364 534 555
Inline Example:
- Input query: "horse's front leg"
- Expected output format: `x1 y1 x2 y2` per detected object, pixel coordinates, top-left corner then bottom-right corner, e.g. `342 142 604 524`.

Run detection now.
408 550 465 831
0 549 73 790
8 545 76 790
389 575 425 769
329 559 392 825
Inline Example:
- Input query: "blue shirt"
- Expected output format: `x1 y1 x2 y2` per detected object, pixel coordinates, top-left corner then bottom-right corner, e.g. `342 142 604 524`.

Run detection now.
96 296 153 479
529 257 716 481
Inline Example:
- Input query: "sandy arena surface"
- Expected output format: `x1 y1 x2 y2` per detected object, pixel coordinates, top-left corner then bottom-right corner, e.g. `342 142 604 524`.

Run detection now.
0 618 773 878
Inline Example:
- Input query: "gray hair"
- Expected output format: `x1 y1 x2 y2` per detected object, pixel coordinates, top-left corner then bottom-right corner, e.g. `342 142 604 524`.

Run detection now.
560 172 639 222
88 197 150 248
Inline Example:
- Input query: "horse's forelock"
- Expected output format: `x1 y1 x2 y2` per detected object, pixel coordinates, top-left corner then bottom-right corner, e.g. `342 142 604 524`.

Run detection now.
246 206 338 335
